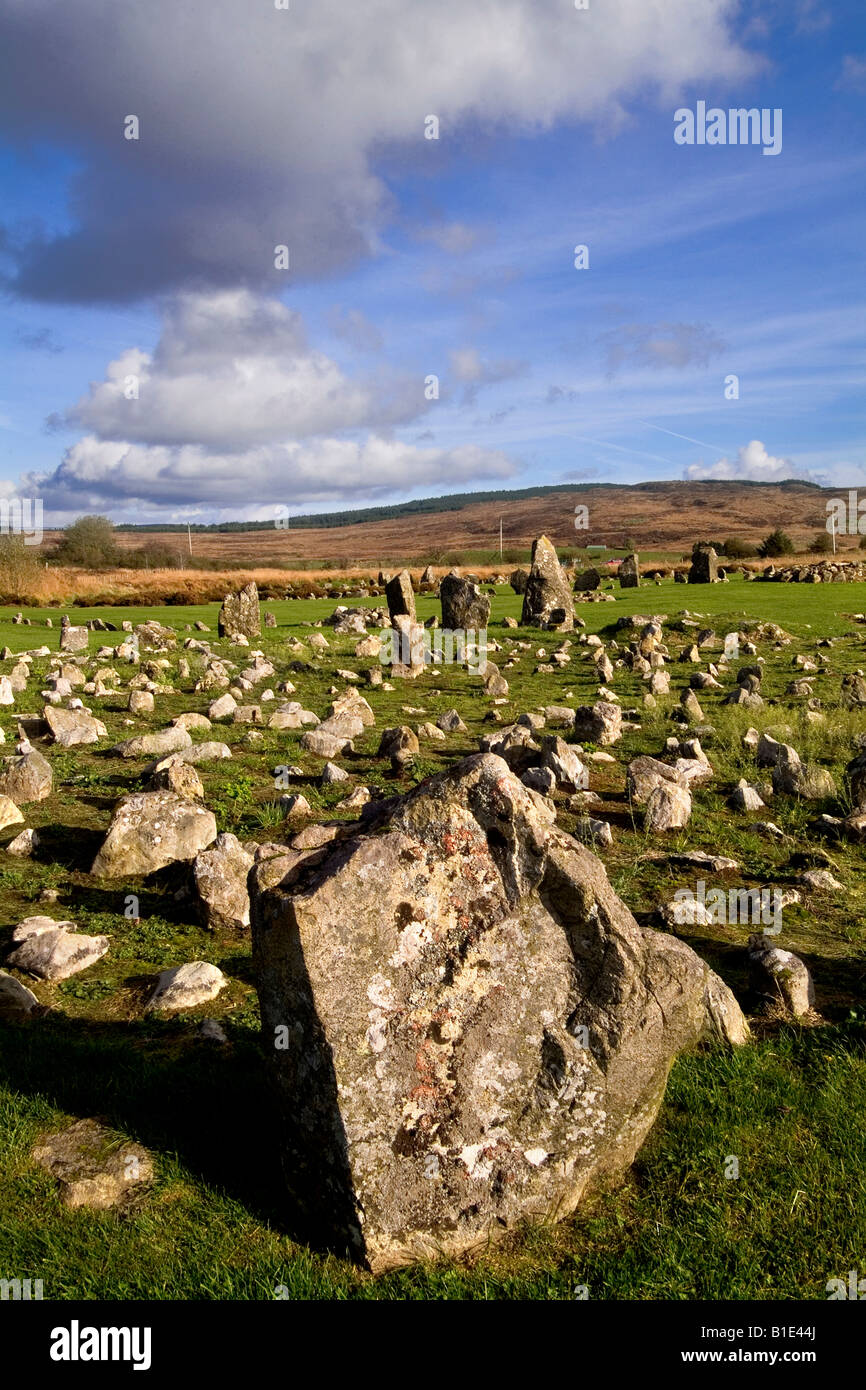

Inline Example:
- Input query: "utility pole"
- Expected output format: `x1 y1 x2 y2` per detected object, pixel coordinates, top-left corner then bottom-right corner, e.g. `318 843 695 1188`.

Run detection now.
187 523 193 559
499 517 503 560
831 512 836 555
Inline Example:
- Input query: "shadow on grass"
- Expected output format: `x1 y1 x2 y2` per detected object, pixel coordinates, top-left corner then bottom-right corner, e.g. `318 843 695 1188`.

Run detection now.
676 929 866 1020
0 1011 291 1235
0 930 363 1266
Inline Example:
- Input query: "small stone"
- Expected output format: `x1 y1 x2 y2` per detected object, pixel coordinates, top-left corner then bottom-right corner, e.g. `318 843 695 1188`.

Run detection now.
145 961 227 1014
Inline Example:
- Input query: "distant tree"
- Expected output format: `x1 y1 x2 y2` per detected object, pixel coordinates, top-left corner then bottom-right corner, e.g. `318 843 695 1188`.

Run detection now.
0 534 42 600
812 531 833 554
722 537 758 558
55 515 119 567
759 529 795 558
127 541 184 570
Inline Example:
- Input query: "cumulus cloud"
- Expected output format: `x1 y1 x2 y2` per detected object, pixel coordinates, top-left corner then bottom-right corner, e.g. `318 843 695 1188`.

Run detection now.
57 290 426 450
684 439 807 482
23 436 515 515
16 287 516 515
0 0 755 302
600 321 727 374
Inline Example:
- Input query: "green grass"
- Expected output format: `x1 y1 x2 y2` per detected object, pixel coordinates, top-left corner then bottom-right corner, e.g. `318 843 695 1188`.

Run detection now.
1 572 866 1299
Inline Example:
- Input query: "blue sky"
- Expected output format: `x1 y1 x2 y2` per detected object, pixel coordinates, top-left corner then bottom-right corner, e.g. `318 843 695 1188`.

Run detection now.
0 0 863 524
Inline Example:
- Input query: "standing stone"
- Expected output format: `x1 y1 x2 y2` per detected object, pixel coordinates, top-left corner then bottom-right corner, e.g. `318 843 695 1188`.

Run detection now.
420 566 436 587
193 833 255 931
439 575 491 632
250 752 744 1272
573 567 601 593
509 568 529 595
521 536 574 630
385 570 416 624
59 625 89 653
688 546 720 584
218 581 261 640
619 554 640 588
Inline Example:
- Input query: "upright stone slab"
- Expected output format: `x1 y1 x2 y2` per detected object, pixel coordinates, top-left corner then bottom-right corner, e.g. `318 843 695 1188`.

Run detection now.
385 570 416 624
439 575 490 632
521 535 575 630
218 581 261 640
250 753 745 1271
619 554 640 588
573 568 601 592
688 546 720 584
59 625 89 653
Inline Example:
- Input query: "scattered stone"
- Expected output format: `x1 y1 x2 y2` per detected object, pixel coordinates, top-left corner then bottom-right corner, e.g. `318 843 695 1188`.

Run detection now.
0 795 24 832
6 825 37 856
146 961 227 1014
0 748 52 804
645 781 692 831
7 916 109 981
573 700 621 746
91 792 217 877
59 625 89 653
728 779 766 811
32 1118 153 1209
747 935 814 1017
193 833 255 930
0 970 39 1016
44 706 106 748
113 726 192 759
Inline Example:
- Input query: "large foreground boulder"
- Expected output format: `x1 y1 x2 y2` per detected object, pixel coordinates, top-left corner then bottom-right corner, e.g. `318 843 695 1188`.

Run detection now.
251 752 744 1272
91 791 217 877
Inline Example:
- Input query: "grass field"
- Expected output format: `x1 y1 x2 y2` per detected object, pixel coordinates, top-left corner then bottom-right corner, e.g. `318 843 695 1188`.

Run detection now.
1 571 865 1300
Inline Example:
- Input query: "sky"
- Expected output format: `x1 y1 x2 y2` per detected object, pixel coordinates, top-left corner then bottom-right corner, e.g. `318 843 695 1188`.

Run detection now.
0 0 863 526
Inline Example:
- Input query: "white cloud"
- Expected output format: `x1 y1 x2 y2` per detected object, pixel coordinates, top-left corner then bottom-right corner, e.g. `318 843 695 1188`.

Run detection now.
24 436 515 515
0 0 757 301
59 290 425 450
684 439 806 482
